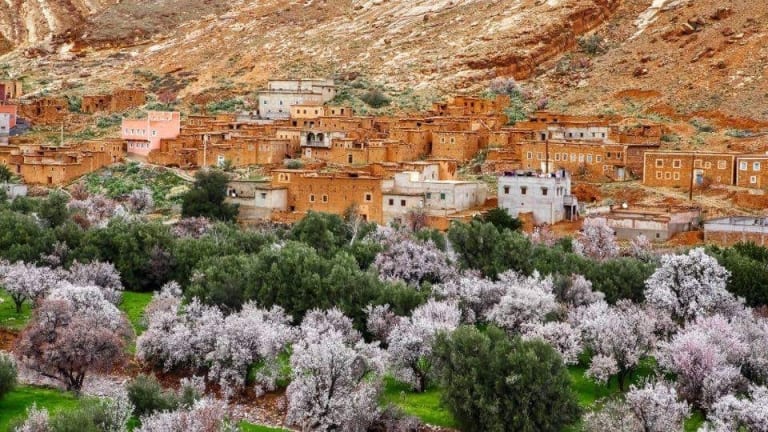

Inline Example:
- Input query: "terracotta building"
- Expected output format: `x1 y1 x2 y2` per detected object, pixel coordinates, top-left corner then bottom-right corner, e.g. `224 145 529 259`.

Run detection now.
735 154 768 189
19 97 69 125
704 216 768 246
0 141 123 185
642 151 736 188
82 88 146 114
257 79 336 120
432 131 480 162
0 80 22 102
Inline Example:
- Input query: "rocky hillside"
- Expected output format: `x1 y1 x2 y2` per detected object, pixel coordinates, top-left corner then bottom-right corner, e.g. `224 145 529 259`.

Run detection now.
0 0 766 125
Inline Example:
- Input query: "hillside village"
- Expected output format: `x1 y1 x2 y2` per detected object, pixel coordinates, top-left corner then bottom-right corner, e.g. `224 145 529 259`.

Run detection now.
1 77 767 245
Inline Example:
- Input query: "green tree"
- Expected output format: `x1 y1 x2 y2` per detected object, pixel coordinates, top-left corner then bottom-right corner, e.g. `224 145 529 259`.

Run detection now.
290 211 351 256
474 208 522 232
448 221 533 278
584 257 656 303
0 353 16 400
434 326 581 432
38 191 70 228
181 170 238 221
711 245 768 307
0 210 55 262
0 163 12 183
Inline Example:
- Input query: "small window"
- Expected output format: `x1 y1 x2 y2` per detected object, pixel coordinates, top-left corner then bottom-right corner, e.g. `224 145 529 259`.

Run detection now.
718 160 727 170
673 172 680 180
754 162 761 171
665 172 672 180
426 192 432 199
570 154 576 162
309 194 315 203
740 161 748 171
542 187 548 196
704 162 712 169
750 176 758 184
401 200 406 207
365 193 372 202
694 159 703 168
388 199 394 206
537 152 543 160
503 186 510 195
440 193 446 200
596 155 603 162
578 154 585 163
655 159 664 168
322 195 329 203
526 152 533 160
586 154 593 163
260 193 267 199
673 159 682 168
555 154 561 161
521 186 527 195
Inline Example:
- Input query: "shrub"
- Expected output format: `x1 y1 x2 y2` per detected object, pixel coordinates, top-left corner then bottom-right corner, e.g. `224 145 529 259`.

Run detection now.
0 354 17 400
690 118 715 133
285 159 303 169
127 374 178 417
578 34 607 55
360 89 391 108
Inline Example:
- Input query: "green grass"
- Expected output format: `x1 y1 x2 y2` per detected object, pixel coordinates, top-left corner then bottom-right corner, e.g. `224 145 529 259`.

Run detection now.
119 291 153 335
239 422 290 432
0 386 82 431
568 357 658 408
685 410 706 432
382 377 456 428
0 289 32 331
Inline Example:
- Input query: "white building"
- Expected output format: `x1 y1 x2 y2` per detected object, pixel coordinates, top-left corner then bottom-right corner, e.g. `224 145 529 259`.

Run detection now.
257 79 336 120
498 169 578 225
382 165 487 225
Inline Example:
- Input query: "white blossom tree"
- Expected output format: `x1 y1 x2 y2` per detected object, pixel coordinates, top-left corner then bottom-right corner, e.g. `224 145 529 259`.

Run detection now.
64 261 123 305
574 218 619 260
373 236 456 287
364 304 401 342
286 309 386 431
137 398 236 432
626 380 691 432
703 385 768 432
629 234 653 260
522 321 582 365
127 188 155 214
644 248 740 322
0 262 59 313
572 300 661 390
554 274 604 308
386 300 461 391
432 272 506 323
486 271 557 333
67 194 126 228
171 217 214 238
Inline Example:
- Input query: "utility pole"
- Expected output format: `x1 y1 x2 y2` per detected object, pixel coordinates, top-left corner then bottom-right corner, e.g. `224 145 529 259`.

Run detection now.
689 152 695 201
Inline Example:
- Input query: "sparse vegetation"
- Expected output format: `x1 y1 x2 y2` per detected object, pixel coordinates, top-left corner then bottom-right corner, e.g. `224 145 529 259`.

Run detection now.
360 88 391 108
578 34 607 55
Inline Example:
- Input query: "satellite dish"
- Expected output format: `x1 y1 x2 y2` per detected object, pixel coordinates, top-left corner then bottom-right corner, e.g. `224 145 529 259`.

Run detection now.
622 202 628 209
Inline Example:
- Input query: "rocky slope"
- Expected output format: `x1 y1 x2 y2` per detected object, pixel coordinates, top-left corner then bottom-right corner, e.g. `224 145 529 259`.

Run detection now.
0 0 766 125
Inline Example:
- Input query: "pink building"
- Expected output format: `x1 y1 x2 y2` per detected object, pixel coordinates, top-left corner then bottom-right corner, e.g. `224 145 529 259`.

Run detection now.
0 104 18 130
121 111 181 156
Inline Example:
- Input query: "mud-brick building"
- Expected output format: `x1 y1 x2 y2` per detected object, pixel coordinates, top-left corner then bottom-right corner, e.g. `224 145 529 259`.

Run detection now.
520 140 637 180
122 111 181 157
2 145 118 185
431 131 480 162
19 97 69 125
642 151 736 188
82 89 146 114
226 180 288 222
430 95 510 117
704 216 768 246
735 154 768 189
271 169 384 223
0 80 22 102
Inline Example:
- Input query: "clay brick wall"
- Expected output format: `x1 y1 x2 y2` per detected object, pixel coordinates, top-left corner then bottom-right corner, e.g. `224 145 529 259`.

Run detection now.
735 156 768 189
19 98 69 125
643 152 735 188
520 141 628 180
82 95 111 114
110 89 146 112
432 131 480 161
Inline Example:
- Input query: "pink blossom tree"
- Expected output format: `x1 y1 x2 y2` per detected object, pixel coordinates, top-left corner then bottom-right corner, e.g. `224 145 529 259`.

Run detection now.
373 236 456 287
705 385 768 432
137 398 235 432
67 194 126 229
432 272 506 323
522 322 582 365
171 217 214 239
486 271 557 333
16 289 132 393
127 188 155 214
574 218 619 260
64 261 123 305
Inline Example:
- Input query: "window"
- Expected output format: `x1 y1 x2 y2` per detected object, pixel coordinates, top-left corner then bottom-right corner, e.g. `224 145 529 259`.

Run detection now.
740 161 748 171
570 154 576 162
426 192 432 199
260 193 267 199
541 187 548 196
655 159 664 168
673 172 680 180
665 172 672 180
347 154 353 163
656 171 662 179
596 155 602 162
526 152 533 160
751 176 758 184
578 154 585 163
718 160 727 170
322 195 329 203
586 154 593 163
309 194 315 203
151 130 157 137
503 186 510 194
365 193 372 202
755 162 762 171
537 152 543 160
440 193 446 200
555 153 561 161
694 159 703 168
388 199 394 206
673 159 682 168
607 152 612 158
704 161 712 169
401 200 406 207
521 186 527 195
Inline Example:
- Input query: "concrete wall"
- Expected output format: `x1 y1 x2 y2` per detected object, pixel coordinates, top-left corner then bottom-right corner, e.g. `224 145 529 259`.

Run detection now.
498 173 571 224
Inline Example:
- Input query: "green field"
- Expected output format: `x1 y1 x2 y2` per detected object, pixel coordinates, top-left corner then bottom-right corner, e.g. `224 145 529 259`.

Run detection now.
0 386 83 431
0 289 31 331
382 377 457 428
239 422 290 432
119 291 154 335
